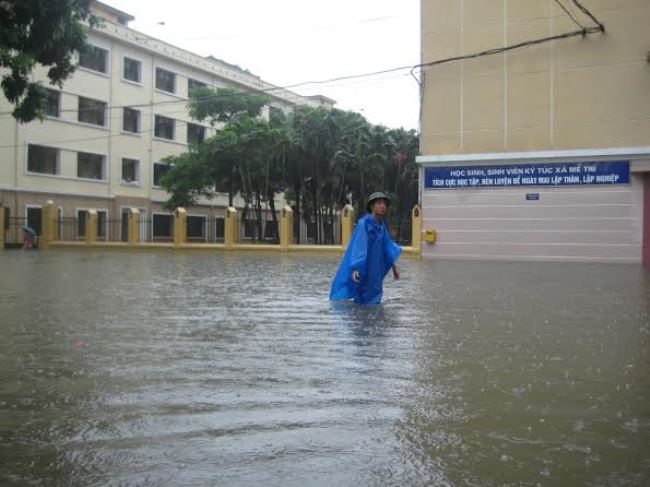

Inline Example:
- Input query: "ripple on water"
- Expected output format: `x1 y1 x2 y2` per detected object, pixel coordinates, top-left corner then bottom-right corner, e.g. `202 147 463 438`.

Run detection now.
0 252 649 485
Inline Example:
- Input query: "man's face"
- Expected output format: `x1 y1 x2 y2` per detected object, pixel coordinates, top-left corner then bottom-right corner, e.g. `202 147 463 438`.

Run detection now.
372 198 388 216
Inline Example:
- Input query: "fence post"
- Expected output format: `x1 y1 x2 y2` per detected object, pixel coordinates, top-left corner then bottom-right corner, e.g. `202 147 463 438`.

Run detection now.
128 208 140 246
280 205 293 250
174 208 187 247
41 200 58 250
411 204 422 254
86 209 98 246
0 204 4 250
224 206 238 249
341 204 355 249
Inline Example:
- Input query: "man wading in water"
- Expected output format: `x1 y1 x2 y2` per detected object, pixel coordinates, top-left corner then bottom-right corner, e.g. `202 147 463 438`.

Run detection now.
329 192 402 305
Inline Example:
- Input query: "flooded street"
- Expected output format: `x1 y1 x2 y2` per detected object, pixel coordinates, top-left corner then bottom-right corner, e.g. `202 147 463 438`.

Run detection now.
1 251 649 486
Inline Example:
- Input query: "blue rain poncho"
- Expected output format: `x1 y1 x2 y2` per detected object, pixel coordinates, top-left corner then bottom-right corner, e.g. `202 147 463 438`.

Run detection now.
330 213 402 305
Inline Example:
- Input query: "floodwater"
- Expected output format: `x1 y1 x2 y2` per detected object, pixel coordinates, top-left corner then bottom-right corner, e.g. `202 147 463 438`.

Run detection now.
0 251 649 486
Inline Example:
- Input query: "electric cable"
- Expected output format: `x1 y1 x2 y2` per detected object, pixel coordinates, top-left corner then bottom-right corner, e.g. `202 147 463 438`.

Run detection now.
0 0 606 147
554 0 584 29
571 0 605 33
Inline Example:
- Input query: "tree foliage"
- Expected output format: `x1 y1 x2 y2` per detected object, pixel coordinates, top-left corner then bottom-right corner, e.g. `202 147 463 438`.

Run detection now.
162 89 419 244
188 87 271 125
0 0 99 122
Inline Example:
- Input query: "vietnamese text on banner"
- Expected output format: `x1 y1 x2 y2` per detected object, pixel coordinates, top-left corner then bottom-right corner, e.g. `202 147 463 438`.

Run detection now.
424 160 630 190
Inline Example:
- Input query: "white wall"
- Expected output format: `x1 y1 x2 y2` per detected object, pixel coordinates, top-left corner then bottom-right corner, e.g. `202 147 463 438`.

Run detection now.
421 173 645 263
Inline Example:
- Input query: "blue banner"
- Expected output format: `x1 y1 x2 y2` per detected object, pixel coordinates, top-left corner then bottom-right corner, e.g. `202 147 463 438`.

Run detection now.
424 160 630 189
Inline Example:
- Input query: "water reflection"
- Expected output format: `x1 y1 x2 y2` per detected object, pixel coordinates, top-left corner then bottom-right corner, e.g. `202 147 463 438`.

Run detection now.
330 301 391 340
0 251 648 485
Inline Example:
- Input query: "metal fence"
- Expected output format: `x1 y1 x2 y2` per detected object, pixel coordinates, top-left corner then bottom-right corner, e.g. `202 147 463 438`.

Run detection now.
4 216 28 247
388 216 413 246
57 217 127 242
187 217 225 243
240 217 280 244
297 218 341 245
143 218 173 243
59 217 78 242
98 219 126 242
12 209 403 247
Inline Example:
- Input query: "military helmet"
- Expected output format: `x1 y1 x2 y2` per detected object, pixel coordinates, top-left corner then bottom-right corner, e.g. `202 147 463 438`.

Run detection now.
366 191 391 212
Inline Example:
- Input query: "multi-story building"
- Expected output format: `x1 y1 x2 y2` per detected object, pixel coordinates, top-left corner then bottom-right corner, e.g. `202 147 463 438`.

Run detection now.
0 1 333 244
417 1 650 263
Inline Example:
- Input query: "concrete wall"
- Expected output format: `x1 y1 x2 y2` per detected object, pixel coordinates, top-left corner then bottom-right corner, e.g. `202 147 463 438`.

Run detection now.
420 0 650 155
419 1 650 262
421 163 646 262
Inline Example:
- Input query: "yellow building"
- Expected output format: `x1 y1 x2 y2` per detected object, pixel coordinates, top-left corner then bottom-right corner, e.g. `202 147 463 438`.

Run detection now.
0 1 334 245
417 0 650 263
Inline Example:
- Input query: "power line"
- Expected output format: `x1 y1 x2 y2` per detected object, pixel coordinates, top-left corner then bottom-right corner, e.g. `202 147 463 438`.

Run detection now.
554 0 584 29
0 0 606 147
0 73 417 150
0 66 413 119
0 116 213 150
0 64 418 123
411 0 604 77
571 0 605 33
0 0 604 120
416 26 602 73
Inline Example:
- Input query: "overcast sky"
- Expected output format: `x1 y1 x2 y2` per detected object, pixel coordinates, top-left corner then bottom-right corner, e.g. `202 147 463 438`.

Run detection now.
104 0 421 130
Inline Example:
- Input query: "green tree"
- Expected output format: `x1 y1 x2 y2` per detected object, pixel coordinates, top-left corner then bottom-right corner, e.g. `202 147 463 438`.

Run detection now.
188 87 270 125
0 0 98 122
384 128 419 241
161 120 246 210
163 89 286 242
162 98 420 245
164 87 272 205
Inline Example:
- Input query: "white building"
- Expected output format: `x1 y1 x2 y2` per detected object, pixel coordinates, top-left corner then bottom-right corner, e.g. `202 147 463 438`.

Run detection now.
0 1 334 244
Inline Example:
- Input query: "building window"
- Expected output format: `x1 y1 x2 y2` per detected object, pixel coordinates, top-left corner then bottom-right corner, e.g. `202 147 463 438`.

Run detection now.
153 162 170 187
27 145 59 175
79 45 108 74
123 57 141 83
155 68 176 93
188 78 207 94
45 89 60 117
78 97 106 126
121 158 139 184
187 123 205 145
123 107 140 133
77 152 105 180
154 115 174 140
